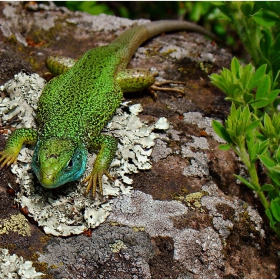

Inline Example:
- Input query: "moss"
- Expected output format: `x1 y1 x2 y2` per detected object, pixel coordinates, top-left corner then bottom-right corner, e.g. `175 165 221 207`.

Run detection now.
0 213 31 236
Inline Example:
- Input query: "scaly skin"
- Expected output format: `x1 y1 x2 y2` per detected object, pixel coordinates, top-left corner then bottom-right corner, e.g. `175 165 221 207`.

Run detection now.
0 20 217 197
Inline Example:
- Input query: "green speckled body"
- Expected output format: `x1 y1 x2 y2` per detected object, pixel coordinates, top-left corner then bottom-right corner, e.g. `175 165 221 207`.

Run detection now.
37 44 124 144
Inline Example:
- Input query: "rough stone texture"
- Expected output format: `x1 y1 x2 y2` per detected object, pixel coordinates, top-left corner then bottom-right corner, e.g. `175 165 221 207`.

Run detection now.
0 1 280 279
38 223 153 279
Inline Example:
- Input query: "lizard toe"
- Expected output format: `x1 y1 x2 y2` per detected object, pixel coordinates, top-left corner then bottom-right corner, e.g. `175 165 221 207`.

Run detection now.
83 170 115 198
0 152 17 168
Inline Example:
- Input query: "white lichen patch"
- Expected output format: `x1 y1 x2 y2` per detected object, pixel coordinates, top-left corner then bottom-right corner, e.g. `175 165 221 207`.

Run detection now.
180 113 224 178
0 248 44 279
183 112 226 143
0 213 31 236
181 146 209 177
0 72 168 236
0 72 45 128
151 139 172 163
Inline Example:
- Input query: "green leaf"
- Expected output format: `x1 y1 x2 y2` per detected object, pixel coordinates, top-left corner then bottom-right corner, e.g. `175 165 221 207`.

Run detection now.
240 70 252 90
252 10 280 27
212 120 232 143
270 165 280 174
243 91 254 104
241 3 253 16
230 103 237 118
271 199 280 222
209 74 228 93
231 57 240 77
258 154 276 168
268 172 280 186
275 147 280 162
242 106 251 124
226 128 237 141
224 97 244 105
248 64 267 90
256 75 270 100
268 89 280 100
234 175 256 190
255 2 280 14
263 113 273 130
259 139 269 154
248 140 259 163
260 184 275 192
214 3 232 21
254 89 280 108
265 208 276 226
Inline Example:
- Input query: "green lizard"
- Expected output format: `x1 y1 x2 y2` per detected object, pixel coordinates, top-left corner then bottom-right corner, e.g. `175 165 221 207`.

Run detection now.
0 20 217 197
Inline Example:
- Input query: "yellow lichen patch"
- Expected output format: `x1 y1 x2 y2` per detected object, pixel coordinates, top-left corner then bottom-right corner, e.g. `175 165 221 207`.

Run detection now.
132 226 145 232
30 253 54 279
109 240 127 253
109 221 121 227
198 61 213 74
0 213 31 236
184 191 208 212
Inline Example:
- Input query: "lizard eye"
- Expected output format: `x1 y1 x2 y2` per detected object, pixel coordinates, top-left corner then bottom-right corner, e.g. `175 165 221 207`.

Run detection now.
67 159 73 170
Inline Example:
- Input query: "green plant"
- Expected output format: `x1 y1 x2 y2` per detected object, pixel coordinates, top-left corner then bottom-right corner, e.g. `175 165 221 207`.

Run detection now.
178 1 235 46
64 1 114 16
210 1 280 237
213 1 280 83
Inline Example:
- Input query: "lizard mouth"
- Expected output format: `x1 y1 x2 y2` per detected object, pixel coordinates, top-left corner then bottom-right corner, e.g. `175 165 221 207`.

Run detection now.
39 169 61 188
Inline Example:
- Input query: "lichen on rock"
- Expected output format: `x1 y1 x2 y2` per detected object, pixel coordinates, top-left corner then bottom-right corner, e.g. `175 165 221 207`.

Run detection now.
0 213 31 236
0 248 44 279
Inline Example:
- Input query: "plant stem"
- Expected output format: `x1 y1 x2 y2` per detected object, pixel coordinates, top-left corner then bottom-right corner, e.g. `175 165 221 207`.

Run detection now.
236 143 270 210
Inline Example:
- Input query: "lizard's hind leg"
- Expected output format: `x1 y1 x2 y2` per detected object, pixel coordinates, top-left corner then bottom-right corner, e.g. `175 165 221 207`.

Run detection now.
46 55 77 76
116 68 185 98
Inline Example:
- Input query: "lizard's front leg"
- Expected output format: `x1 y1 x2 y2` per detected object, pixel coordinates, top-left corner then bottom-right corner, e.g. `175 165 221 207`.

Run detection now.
0 128 38 167
84 134 118 198
116 69 185 96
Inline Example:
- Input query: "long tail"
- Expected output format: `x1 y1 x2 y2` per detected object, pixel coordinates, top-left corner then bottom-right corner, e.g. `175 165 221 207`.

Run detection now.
112 20 218 67
144 20 218 41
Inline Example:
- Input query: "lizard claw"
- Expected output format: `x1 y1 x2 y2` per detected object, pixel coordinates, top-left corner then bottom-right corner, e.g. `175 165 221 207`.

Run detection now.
83 170 114 199
0 151 17 169
149 80 186 98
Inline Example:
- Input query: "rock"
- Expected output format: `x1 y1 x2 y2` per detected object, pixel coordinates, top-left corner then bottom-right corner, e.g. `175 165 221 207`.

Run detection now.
0 2 279 279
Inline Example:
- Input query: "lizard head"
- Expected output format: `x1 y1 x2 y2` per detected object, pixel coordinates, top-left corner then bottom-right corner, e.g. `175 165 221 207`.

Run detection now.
31 138 87 188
